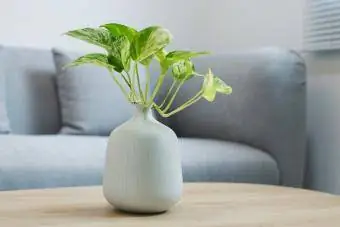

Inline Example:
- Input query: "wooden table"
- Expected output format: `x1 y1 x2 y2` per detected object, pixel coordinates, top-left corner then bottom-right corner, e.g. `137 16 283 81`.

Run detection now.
1 183 340 226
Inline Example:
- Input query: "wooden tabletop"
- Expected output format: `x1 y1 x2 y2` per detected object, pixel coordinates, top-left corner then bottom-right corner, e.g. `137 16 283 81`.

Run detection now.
0 183 340 226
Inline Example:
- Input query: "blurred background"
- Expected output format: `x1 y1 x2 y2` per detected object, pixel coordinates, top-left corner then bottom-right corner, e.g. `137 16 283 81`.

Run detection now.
0 0 339 194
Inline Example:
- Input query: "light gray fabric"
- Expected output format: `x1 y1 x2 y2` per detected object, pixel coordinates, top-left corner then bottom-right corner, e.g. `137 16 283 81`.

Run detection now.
52 49 134 136
0 135 278 190
156 48 306 187
180 138 279 184
0 46 303 190
0 135 107 190
0 46 60 134
0 47 10 133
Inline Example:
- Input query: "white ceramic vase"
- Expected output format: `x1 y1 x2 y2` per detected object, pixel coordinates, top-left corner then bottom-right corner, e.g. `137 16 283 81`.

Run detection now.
103 105 183 213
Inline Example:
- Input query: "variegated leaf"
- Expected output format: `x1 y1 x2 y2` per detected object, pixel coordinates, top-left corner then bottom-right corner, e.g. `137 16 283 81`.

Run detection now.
202 69 232 102
214 77 232 94
155 49 169 73
101 23 137 42
109 36 131 72
202 69 217 102
166 50 209 64
131 26 172 62
172 60 194 81
66 53 114 72
140 55 153 65
65 28 114 51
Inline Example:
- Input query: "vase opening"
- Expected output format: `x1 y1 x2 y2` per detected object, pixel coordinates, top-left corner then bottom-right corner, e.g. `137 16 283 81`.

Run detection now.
133 104 153 120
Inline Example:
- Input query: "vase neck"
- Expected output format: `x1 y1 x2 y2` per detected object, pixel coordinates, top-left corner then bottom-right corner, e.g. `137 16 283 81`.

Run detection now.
133 105 153 120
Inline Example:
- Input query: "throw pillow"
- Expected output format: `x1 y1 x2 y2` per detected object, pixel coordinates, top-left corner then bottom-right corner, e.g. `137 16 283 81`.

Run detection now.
0 47 10 133
52 48 134 136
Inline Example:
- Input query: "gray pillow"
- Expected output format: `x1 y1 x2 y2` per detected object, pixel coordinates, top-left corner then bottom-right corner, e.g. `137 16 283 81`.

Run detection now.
52 49 134 136
0 47 10 133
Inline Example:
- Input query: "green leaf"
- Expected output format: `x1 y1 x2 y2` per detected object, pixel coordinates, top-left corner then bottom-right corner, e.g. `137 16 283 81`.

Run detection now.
155 49 167 61
100 23 137 42
214 77 232 94
172 60 194 81
131 26 172 62
107 55 124 72
201 69 232 102
120 39 131 71
155 49 169 73
65 28 114 51
140 55 153 65
202 69 216 102
117 36 131 71
160 50 208 75
166 50 209 63
109 36 131 72
66 53 114 72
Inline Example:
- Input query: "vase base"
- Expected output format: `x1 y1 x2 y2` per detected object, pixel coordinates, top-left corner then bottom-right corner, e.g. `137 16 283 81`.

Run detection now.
113 207 168 216
114 207 168 215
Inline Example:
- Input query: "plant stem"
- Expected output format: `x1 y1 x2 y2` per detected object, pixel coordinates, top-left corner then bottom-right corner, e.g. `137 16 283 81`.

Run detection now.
164 95 201 117
193 72 205 77
135 62 145 104
124 71 132 84
126 70 137 103
153 103 166 117
144 66 151 101
120 73 131 88
154 90 203 117
163 80 184 112
159 80 177 108
147 73 166 107
110 73 129 101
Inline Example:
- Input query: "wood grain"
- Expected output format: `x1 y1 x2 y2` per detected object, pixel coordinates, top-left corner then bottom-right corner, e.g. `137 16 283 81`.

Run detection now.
0 183 339 226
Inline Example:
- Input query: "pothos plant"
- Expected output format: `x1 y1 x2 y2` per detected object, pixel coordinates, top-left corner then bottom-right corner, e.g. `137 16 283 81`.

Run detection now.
65 23 232 117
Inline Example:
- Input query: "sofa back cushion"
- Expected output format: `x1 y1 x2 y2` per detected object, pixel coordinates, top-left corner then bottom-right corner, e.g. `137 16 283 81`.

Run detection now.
52 49 134 136
0 47 10 133
0 46 61 134
156 48 306 187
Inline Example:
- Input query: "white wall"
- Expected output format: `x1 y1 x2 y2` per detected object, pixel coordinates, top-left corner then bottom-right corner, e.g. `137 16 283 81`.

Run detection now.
0 0 305 53
0 0 206 51
305 53 340 76
203 0 305 52
307 75 340 194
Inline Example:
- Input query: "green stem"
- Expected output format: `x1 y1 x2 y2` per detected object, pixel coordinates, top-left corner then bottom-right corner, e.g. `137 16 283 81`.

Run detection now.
120 73 131 88
193 72 205 77
159 80 177 108
124 71 132 84
165 96 201 117
147 73 166 107
110 73 129 101
163 80 184 112
122 71 133 102
126 71 137 103
154 90 203 117
153 103 166 117
144 66 151 101
135 62 145 103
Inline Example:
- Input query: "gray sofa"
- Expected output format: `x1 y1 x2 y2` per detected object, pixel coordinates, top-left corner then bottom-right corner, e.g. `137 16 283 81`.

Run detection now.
0 46 306 190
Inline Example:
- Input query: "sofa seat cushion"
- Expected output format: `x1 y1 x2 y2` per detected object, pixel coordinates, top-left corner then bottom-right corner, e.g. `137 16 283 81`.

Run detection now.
180 138 279 184
0 135 279 191
0 135 107 190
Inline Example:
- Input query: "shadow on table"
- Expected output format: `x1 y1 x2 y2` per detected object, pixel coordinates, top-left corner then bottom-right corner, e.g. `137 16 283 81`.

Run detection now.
44 205 167 218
